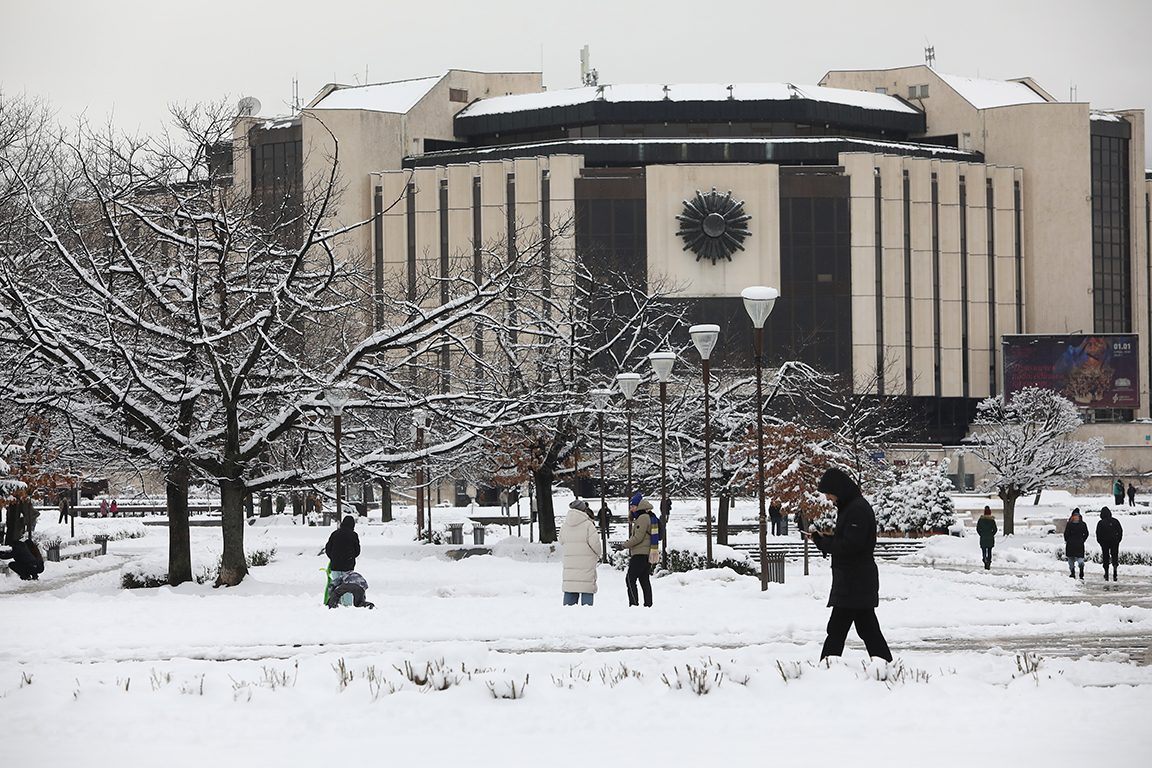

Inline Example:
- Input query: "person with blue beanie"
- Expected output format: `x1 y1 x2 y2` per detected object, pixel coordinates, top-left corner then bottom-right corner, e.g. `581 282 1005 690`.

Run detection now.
621 493 658 607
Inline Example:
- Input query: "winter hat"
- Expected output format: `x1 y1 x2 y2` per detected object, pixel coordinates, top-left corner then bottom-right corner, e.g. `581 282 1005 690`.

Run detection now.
341 515 356 529
569 499 590 512
629 493 643 507
1069 508 1080 520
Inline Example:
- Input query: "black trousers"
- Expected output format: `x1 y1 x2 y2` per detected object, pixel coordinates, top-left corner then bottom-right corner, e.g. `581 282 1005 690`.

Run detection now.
1102 544 1120 573
625 554 652 607
821 606 892 662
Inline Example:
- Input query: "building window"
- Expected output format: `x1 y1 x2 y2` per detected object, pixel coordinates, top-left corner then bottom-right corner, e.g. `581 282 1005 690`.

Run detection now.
449 88 469 103
908 84 929 99
1091 132 1131 334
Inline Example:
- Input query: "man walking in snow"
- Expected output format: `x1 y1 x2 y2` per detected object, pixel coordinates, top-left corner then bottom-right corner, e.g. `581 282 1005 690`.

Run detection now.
976 506 997 570
621 493 657 607
808 467 893 663
1063 509 1089 579
1096 507 1123 581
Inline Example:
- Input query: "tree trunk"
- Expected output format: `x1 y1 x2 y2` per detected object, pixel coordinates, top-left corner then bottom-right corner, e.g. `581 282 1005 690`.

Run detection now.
1000 489 1019 536
166 460 192 586
380 479 392 522
717 492 730 546
534 467 557 544
216 476 248 586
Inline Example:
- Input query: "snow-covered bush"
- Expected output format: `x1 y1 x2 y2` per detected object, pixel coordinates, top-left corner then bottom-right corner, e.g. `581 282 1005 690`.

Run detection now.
869 461 956 534
659 548 758 578
0 443 27 500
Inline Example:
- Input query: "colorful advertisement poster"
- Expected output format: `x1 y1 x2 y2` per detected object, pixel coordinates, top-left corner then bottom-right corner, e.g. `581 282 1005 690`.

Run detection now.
1002 335 1140 408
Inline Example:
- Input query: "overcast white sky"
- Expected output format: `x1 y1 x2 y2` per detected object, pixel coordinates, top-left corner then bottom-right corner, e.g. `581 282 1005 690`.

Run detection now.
2 0 1151 163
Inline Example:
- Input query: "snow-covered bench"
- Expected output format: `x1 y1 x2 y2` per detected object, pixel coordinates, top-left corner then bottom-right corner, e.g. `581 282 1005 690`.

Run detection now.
45 535 109 562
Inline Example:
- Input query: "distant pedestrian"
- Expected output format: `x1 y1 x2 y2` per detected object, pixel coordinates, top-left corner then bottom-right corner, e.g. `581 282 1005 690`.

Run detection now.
1063 509 1089 579
498 488 510 516
769 504 783 536
100 499 109 517
808 467 893 663
621 493 658 607
1096 507 1124 581
1112 479 1124 506
109 499 118 517
25 500 39 535
1126 483 1136 507
58 497 69 524
558 499 602 605
976 506 997 570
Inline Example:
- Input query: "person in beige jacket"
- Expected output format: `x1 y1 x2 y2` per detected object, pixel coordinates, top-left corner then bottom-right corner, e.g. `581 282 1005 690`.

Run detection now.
621 494 657 607
558 499 603 605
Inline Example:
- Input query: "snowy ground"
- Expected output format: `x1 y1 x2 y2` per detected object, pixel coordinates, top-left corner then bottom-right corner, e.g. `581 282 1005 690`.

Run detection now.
4 491 1152 767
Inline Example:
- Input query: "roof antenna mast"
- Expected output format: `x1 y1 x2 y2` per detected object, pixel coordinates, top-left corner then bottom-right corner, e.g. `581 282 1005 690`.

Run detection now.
580 45 599 87
925 44 936 69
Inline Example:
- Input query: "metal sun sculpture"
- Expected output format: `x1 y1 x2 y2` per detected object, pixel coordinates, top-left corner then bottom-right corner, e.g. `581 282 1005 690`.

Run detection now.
676 188 752 264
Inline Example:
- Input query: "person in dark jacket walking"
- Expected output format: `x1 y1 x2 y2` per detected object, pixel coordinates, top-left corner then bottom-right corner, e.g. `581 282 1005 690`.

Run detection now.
1096 507 1124 581
976 506 997 570
808 467 893 663
1063 508 1089 579
1126 483 1136 507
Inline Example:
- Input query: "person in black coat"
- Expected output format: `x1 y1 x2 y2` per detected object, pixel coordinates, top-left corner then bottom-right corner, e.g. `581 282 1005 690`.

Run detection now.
807 467 893 663
325 515 361 573
1063 508 1089 579
1096 507 1124 581
6 539 45 580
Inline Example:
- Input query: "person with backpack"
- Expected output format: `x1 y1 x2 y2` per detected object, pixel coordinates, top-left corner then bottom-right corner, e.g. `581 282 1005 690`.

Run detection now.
324 515 361 605
558 499 602 605
807 467 893 664
1063 508 1089 579
976 506 997 570
1096 507 1124 581
621 493 658 607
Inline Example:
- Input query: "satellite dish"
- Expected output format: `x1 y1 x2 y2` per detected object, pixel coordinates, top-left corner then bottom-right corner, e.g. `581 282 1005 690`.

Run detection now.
237 96 262 117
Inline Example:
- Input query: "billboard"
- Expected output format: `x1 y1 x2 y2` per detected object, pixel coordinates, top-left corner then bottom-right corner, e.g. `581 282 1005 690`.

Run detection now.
1002 334 1140 409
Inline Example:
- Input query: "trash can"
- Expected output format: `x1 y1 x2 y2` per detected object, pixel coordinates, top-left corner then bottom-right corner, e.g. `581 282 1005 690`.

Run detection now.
447 522 465 545
779 515 789 536
764 552 785 584
472 525 486 545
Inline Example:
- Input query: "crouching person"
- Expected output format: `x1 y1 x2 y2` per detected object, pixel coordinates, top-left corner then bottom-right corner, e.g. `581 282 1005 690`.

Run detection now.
327 571 374 609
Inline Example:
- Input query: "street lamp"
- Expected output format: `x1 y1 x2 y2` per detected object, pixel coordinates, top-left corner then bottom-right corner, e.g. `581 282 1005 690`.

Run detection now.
616 373 641 514
412 409 427 541
648 352 675 568
324 388 351 526
689 324 720 565
591 388 612 563
741 286 778 591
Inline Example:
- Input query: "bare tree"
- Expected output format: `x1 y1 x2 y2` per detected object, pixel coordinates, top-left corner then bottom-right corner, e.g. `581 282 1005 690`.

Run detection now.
961 387 1108 535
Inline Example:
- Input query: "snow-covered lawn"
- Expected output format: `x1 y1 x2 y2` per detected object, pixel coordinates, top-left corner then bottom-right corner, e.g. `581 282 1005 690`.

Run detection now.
4 492 1151 766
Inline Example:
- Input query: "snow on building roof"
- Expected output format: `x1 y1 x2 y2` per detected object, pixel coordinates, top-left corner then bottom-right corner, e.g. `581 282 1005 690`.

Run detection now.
457 82 920 118
308 75 443 114
1090 110 1124 122
934 72 1049 109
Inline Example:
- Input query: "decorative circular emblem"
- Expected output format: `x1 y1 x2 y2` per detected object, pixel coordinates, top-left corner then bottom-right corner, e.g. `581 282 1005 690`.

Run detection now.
676 188 752 264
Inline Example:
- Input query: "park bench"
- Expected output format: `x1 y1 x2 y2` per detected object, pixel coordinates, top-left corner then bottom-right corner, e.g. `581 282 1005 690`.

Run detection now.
45 535 109 562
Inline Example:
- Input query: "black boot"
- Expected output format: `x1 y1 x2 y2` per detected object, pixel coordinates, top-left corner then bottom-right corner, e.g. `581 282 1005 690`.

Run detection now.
1113 568 1118 582
1103 570 1109 581
1079 564 1084 579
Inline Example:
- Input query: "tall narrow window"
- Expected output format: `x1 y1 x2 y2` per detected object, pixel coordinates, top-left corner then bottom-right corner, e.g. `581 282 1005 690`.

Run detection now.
438 178 450 393
374 185 384 331
959 176 969 399
903 169 913 395
406 182 417 303
472 176 483 369
986 178 996 395
931 172 941 397
541 170 552 321
874 169 884 395
1014 180 1023 333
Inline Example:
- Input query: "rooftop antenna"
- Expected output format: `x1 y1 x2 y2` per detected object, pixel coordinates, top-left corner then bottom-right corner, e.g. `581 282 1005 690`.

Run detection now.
580 45 599 87
924 45 936 69
1070 82 1078 102
292 77 300 112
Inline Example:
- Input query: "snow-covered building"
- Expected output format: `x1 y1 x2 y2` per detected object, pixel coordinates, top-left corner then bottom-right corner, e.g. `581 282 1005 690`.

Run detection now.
231 65 1150 471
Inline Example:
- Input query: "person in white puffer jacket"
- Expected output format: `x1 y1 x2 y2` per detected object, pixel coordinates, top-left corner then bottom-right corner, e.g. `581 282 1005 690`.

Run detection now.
558 499 603 605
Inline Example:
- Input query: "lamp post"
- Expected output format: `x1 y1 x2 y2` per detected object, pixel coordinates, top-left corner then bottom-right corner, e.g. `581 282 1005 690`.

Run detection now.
591 388 612 563
324 388 351 526
741 286 779 591
615 373 641 512
412 409 427 541
647 352 675 568
689 324 720 565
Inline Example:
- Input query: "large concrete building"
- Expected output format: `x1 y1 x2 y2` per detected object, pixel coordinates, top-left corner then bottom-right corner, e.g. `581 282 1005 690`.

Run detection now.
233 65 1152 485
